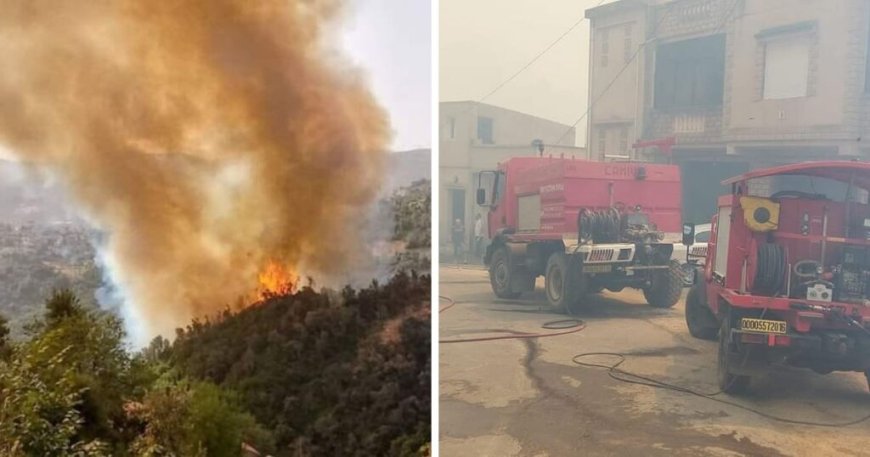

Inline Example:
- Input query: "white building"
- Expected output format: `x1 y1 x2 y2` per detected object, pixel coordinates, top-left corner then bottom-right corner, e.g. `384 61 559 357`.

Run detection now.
439 101 584 257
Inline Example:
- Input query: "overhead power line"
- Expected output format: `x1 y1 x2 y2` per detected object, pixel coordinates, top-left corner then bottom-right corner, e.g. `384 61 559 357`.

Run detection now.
476 0 608 105
440 0 607 131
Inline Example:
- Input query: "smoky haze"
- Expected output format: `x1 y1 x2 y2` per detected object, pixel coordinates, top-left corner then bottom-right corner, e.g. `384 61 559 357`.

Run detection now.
0 1 388 339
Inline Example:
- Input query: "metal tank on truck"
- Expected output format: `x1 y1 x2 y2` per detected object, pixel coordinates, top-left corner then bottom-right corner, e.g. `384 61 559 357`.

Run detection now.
476 156 685 313
683 161 870 394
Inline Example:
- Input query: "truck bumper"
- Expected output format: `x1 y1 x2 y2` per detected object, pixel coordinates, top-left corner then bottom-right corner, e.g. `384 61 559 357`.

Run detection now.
727 328 870 374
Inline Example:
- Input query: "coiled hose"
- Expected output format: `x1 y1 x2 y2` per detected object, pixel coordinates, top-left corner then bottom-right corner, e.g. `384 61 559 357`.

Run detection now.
753 243 786 296
578 207 621 243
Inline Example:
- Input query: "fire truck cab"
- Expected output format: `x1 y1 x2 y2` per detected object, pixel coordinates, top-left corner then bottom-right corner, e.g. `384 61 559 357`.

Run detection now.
685 161 870 394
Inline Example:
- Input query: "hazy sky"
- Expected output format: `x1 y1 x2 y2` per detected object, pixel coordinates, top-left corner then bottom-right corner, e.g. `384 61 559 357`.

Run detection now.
342 0 432 151
440 0 609 145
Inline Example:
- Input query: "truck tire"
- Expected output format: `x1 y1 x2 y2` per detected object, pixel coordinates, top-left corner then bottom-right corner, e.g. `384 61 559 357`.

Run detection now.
718 314 750 394
685 281 718 340
865 369 870 393
680 262 696 287
643 260 682 308
489 246 521 299
545 252 579 313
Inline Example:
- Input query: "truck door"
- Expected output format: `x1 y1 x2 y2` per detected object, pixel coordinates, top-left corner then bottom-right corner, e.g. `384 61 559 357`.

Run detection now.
477 170 505 237
476 171 497 206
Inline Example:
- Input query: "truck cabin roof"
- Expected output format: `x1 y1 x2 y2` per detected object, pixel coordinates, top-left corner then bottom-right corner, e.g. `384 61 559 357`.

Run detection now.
722 161 870 191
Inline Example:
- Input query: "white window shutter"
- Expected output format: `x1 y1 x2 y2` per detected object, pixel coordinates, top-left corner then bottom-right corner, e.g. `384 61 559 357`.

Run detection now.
763 38 809 99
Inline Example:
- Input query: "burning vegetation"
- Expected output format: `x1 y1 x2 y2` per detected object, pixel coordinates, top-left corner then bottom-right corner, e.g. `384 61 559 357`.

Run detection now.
255 261 297 301
0 0 388 338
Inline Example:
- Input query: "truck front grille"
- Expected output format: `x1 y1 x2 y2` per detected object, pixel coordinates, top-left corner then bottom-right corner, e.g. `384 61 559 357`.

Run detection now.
690 246 707 258
587 248 615 263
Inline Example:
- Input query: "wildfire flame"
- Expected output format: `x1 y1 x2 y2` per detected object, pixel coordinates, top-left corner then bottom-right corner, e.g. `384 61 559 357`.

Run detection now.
255 261 297 301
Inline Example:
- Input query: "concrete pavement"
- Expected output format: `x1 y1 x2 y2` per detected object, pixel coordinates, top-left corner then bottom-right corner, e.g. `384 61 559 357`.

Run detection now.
439 265 870 457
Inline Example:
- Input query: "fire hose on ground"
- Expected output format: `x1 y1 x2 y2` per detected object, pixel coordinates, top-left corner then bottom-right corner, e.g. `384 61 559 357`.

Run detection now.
438 295 585 343
439 294 870 427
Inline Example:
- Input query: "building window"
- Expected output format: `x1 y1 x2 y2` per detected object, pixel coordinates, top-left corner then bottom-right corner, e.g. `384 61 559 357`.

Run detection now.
600 28 609 68
866 20 870 92
763 38 810 99
756 22 815 99
477 116 494 144
623 23 634 64
448 117 456 140
619 127 629 152
654 35 725 110
597 128 607 156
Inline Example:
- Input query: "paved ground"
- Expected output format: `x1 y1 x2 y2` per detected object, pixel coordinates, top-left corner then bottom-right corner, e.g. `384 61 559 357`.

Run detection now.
439 265 870 457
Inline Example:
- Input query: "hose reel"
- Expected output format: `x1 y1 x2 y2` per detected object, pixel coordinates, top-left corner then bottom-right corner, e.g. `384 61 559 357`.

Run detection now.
752 243 786 296
578 207 621 243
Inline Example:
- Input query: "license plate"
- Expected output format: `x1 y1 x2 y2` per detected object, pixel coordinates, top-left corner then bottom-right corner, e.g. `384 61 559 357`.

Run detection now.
740 318 787 334
583 264 612 274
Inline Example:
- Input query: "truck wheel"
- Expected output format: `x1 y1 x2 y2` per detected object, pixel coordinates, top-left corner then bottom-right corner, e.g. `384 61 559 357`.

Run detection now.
489 246 521 299
865 369 870 392
685 282 718 340
718 315 750 394
680 263 696 287
643 260 682 308
545 252 579 313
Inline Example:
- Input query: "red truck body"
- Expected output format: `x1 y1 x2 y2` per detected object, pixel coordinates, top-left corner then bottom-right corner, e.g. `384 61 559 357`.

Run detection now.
478 156 686 312
686 161 870 393
487 157 682 241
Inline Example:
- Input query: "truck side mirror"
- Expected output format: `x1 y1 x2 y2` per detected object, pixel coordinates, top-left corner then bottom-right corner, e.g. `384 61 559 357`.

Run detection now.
476 188 487 206
682 222 696 246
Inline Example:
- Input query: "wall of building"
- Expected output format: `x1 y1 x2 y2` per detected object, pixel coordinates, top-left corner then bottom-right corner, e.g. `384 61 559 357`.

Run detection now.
588 0 870 150
438 101 582 257
588 3 648 160
726 1 853 141
586 0 870 226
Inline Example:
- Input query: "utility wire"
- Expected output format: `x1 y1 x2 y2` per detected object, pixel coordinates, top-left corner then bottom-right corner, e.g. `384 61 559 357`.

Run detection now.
476 0 608 105
440 0 607 131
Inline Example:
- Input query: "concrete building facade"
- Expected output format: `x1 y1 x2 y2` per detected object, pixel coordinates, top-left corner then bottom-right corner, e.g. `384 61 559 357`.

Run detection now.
439 101 584 257
586 0 870 223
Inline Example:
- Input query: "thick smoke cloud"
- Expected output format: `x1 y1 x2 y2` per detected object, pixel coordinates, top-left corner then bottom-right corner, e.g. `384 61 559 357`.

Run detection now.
0 1 388 338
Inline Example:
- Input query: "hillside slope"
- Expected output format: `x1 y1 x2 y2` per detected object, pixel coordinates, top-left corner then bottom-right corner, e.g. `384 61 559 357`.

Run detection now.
169 272 431 456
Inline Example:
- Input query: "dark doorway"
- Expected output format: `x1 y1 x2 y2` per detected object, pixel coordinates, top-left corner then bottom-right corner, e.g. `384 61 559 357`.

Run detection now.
681 160 749 224
449 188 466 226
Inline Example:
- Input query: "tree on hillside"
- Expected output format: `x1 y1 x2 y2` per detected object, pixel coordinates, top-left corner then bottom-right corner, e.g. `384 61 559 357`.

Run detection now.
45 288 84 325
0 314 10 359
0 289 273 455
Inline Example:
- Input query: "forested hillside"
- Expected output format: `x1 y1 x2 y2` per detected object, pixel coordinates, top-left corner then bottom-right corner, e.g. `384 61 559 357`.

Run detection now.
0 181 432 456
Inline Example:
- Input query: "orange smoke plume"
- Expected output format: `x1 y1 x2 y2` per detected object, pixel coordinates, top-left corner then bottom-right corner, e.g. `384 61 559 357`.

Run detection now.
0 1 388 339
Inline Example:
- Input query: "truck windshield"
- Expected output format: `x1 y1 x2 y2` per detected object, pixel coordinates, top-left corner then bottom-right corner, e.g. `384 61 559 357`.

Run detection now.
749 175 869 204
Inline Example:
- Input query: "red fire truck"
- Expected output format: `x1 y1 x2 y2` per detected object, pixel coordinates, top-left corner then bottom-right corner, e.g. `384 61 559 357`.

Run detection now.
476 156 684 314
684 161 870 393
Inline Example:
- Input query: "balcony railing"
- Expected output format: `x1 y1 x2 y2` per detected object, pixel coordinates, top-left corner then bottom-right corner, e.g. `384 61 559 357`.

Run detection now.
647 107 723 143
